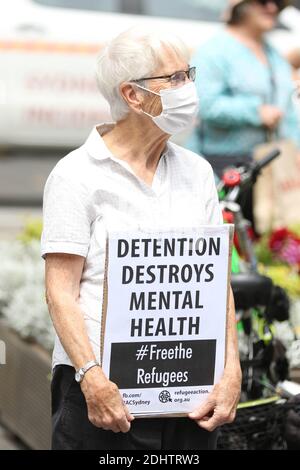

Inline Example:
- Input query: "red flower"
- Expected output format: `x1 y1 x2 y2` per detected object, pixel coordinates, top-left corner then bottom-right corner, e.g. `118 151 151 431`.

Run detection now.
268 227 300 267
269 228 290 252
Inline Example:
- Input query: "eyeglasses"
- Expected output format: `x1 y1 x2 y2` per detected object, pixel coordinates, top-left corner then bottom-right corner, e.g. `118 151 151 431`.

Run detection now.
133 66 196 87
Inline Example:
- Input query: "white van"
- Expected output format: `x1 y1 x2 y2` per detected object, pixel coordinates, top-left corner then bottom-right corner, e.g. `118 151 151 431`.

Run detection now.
1 0 300 149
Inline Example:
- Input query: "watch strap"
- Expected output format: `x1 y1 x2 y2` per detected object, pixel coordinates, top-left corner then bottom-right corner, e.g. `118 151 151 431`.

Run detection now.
75 360 100 382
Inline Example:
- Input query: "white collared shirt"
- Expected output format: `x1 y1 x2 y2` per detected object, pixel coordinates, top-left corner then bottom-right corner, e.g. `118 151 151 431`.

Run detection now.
41 123 223 369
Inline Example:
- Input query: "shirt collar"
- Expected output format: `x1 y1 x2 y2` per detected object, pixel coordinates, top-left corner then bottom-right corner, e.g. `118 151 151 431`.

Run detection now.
84 123 116 161
84 122 172 162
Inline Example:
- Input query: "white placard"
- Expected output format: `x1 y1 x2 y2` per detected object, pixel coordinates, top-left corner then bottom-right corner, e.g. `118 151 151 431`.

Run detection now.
101 225 233 417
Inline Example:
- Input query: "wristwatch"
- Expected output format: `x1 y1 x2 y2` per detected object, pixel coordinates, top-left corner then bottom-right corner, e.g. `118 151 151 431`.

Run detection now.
75 360 100 383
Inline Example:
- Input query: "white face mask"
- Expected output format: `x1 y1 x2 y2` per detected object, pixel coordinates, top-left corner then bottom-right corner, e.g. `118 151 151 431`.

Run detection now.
134 81 199 135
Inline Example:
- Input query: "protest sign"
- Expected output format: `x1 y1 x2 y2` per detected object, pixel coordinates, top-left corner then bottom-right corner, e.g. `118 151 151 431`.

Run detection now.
101 225 233 417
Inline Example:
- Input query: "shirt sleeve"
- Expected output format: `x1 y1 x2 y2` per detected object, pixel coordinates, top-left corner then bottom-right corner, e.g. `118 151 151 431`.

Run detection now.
41 171 92 259
204 164 223 226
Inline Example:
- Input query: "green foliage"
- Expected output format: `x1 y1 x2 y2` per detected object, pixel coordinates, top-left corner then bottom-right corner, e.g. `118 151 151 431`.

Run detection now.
258 264 300 299
255 234 280 266
18 218 43 244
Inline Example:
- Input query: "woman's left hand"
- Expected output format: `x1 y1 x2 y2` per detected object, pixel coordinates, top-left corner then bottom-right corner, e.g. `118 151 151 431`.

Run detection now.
188 365 242 432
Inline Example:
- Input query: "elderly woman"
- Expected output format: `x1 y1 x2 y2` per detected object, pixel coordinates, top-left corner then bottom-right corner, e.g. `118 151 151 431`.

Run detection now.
42 27 241 451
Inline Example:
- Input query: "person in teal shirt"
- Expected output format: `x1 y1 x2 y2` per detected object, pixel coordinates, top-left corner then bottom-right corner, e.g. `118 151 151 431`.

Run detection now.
186 0 300 178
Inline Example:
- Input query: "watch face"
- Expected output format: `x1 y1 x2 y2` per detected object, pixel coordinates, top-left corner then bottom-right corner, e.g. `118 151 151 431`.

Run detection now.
75 371 81 383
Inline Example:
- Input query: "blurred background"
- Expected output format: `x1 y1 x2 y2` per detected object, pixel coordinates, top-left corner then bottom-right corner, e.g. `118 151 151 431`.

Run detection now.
0 0 300 450
1 0 300 229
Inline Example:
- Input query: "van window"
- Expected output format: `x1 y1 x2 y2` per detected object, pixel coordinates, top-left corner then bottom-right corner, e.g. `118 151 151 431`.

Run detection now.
33 0 224 21
34 0 121 13
139 0 224 22
33 0 300 20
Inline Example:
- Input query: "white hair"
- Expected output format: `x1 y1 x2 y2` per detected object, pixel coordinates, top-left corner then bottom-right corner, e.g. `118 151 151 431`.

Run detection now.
96 26 190 122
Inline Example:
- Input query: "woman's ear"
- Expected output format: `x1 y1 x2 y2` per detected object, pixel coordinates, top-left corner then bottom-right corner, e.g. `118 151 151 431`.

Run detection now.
119 82 144 114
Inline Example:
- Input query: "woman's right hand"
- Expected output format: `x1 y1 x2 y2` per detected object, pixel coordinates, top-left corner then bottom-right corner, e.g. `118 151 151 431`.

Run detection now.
80 366 134 433
259 104 283 129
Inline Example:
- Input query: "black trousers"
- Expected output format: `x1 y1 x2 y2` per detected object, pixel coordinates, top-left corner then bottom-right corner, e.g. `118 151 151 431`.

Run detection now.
51 365 219 450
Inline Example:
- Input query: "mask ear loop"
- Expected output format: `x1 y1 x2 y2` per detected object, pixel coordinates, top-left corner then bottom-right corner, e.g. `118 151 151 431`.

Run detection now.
131 82 161 118
133 82 161 96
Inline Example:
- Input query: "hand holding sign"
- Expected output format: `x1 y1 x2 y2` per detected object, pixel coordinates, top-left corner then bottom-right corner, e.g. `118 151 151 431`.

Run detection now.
80 366 134 433
188 366 241 431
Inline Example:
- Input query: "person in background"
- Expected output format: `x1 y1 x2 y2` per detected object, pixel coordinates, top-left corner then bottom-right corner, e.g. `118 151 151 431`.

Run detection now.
186 0 300 223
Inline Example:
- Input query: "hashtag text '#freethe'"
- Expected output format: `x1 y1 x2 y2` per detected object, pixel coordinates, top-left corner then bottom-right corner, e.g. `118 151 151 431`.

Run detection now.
135 344 149 361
